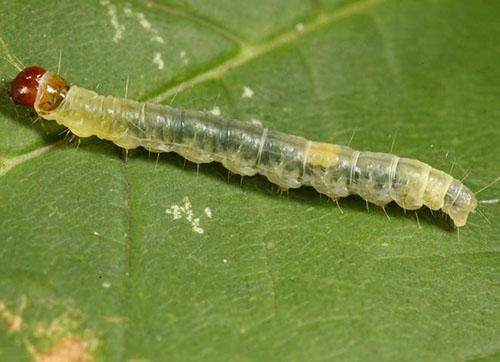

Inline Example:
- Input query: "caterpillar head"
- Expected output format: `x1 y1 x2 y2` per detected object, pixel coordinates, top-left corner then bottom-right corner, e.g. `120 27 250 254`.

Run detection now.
9 66 46 106
9 66 69 114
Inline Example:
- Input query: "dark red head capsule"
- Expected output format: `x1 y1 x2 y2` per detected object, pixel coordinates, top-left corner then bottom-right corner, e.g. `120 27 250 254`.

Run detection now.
9 66 47 107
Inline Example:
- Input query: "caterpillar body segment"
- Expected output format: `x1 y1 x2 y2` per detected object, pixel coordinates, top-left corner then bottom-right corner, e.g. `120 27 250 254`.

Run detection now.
10 67 477 226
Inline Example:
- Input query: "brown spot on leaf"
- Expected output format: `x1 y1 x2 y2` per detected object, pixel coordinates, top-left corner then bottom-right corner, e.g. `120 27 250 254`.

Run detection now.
33 309 81 339
0 295 27 333
34 337 93 362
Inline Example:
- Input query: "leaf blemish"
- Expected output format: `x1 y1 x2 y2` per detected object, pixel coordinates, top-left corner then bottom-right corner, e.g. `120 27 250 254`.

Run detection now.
135 12 151 30
153 52 164 70
242 86 254 98
27 301 100 362
210 107 221 116
204 207 212 218
103 315 125 325
100 1 165 46
0 295 27 333
180 50 189 64
100 0 125 43
123 5 164 44
165 197 207 234
29 336 93 362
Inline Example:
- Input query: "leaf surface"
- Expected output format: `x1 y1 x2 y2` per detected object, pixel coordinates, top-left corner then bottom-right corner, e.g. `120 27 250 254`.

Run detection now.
0 0 499 361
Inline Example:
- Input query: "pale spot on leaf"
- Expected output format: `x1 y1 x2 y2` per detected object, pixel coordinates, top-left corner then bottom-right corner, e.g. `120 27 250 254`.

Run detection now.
242 86 254 98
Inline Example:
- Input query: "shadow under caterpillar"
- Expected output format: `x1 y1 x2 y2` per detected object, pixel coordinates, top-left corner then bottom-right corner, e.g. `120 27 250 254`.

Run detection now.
9 66 477 227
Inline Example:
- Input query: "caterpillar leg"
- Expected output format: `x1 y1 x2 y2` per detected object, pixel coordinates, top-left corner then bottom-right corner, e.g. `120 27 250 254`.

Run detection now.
72 137 81 152
381 206 391 221
414 211 421 228
334 199 344 214
58 128 72 137
122 148 129 162
155 153 160 169
31 116 41 125
66 132 78 144
65 131 81 152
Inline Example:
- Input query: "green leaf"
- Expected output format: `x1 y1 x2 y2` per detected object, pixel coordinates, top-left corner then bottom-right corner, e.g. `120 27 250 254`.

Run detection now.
1 0 499 361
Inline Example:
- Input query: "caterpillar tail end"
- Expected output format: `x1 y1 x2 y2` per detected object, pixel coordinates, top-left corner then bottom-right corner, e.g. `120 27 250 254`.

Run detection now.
443 181 478 227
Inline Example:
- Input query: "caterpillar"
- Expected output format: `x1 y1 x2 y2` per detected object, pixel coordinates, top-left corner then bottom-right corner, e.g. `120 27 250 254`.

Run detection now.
8 66 477 226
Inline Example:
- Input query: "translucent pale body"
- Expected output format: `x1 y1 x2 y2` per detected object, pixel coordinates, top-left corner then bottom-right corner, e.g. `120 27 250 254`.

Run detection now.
38 84 477 227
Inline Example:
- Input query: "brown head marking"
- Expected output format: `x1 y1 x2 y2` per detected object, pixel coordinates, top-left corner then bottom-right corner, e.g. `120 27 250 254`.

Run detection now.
9 66 46 106
9 66 69 114
35 72 70 114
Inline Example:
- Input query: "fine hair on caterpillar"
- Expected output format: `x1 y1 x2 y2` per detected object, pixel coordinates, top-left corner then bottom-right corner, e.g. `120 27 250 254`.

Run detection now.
8 66 479 227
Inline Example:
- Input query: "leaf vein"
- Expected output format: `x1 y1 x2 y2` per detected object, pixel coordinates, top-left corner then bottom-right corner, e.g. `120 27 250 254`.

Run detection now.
146 0 385 104
134 0 247 46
